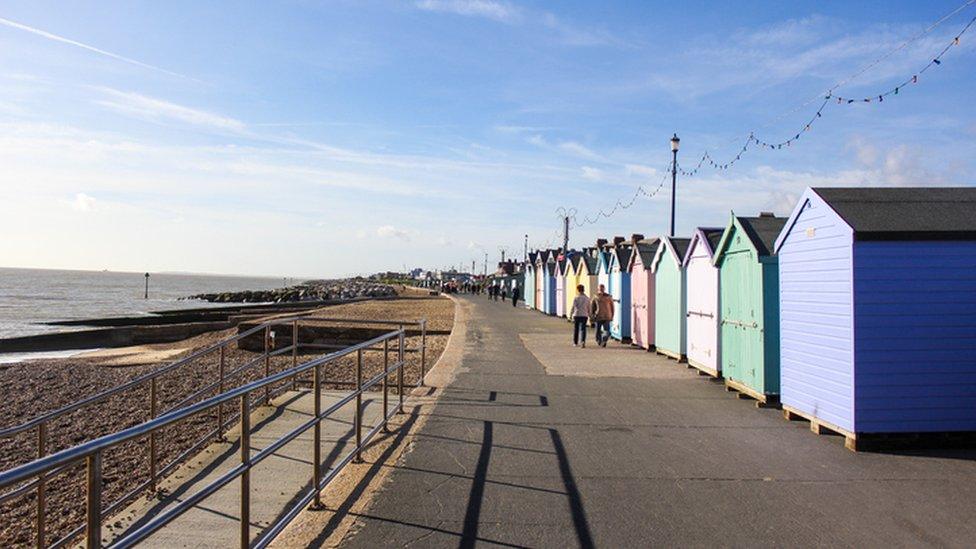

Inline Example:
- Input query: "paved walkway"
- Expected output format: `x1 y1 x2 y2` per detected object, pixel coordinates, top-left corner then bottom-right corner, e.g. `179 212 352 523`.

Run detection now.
341 295 976 547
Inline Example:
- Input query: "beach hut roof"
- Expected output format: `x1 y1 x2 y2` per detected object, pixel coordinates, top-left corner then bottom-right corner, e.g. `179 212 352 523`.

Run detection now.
610 245 633 270
811 187 976 239
528 251 539 264
580 251 600 276
735 215 786 257
628 238 660 271
557 256 568 275
569 253 583 271
681 228 723 266
652 236 691 272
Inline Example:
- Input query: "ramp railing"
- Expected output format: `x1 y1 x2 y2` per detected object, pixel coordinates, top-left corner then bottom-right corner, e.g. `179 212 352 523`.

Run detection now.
0 315 428 548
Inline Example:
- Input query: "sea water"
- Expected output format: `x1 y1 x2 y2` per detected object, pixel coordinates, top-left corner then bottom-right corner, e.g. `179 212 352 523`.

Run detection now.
0 267 288 339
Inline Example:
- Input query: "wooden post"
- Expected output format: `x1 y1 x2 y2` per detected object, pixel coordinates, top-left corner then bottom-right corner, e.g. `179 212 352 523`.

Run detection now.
85 452 102 549
149 377 157 493
354 349 363 463
240 393 251 548
36 423 46 549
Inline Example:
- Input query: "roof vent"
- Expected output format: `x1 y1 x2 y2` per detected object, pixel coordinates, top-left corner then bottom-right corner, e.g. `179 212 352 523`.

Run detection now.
759 211 776 218
612 236 625 246
630 233 645 243
596 238 608 248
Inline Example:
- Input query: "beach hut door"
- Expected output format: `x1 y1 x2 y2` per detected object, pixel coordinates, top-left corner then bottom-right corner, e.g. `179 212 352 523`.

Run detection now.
723 251 761 386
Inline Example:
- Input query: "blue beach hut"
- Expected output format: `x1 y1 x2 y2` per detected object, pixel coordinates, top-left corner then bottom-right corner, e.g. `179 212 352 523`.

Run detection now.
775 187 976 450
609 242 633 341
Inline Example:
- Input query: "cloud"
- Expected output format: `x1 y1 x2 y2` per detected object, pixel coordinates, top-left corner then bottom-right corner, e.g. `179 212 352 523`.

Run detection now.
558 141 601 160
0 17 187 79
94 88 246 132
377 225 410 241
70 192 96 212
415 0 520 23
581 166 602 181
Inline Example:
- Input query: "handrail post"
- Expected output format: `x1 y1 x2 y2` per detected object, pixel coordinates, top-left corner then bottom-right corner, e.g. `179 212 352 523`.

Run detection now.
86 451 102 549
149 377 158 493
382 338 389 433
398 326 405 414
397 326 405 414
36 422 46 549
420 320 427 387
291 320 299 390
264 326 271 406
310 364 323 510
240 392 251 549
217 346 226 441
354 349 363 463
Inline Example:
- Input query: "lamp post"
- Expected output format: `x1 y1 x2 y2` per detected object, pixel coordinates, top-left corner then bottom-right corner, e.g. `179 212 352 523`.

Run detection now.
669 133 680 237
144 272 150 299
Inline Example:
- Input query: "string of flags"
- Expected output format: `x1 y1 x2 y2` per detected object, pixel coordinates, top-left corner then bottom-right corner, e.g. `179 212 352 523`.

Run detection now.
678 14 975 177
543 7 975 242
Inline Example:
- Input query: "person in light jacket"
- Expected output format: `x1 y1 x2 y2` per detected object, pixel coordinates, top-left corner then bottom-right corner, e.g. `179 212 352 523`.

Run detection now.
590 284 614 347
570 284 591 348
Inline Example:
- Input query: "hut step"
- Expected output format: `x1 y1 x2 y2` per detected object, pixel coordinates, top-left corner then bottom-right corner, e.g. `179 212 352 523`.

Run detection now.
724 378 780 409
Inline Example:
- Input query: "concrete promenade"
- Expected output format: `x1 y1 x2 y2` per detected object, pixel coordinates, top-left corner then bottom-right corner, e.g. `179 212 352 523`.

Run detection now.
340 294 976 547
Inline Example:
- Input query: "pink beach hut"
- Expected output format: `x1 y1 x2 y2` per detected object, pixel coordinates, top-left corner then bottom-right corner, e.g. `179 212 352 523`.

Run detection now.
627 237 660 350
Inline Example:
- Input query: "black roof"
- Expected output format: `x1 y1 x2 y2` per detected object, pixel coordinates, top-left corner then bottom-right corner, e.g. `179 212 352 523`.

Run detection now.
528 251 538 264
667 237 692 261
737 215 787 256
632 238 660 268
612 246 632 270
569 254 582 270
701 228 724 253
582 252 599 274
813 187 976 239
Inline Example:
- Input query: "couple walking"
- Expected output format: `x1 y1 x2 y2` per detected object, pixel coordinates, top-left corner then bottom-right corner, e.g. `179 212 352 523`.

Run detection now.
569 284 614 348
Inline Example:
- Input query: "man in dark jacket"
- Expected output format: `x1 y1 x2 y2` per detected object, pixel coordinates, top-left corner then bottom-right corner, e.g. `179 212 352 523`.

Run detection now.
590 284 614 347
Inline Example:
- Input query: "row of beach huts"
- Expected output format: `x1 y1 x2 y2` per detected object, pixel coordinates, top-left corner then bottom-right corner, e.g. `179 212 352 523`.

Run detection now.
495 186 976 450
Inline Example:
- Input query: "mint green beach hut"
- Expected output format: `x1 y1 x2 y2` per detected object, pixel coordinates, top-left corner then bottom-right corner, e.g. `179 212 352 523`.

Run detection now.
713 213 787 405
652 236 691 361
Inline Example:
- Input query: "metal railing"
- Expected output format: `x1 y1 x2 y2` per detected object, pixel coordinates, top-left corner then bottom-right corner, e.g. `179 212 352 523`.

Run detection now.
0 314 429 548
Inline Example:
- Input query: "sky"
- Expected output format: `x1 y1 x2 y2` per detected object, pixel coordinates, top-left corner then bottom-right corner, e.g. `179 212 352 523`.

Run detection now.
1 0 974 278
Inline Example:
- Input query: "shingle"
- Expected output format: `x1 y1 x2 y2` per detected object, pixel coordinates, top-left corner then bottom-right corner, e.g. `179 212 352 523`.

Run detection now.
813 187 976 238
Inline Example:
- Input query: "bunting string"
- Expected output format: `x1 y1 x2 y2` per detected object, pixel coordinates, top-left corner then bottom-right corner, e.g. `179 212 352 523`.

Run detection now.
539 3 975 248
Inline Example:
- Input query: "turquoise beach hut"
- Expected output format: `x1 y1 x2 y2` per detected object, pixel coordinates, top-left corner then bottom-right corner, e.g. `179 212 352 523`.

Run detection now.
652 236 691 360
609 243 633 341
713 212 787 405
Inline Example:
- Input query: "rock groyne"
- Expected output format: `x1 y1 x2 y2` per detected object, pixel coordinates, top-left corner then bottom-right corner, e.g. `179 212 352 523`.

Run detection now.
185 279 397 303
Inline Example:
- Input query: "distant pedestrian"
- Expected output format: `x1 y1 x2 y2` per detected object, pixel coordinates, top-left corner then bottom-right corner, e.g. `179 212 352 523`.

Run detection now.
511 285 519 307
590 284 614 347
502 287 508 301
570 284 590 348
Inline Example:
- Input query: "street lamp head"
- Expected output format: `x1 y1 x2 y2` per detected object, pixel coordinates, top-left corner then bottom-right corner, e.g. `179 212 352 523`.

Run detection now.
670 133 680 152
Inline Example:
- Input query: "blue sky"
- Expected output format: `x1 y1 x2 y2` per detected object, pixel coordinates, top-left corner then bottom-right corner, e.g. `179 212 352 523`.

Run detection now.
1 1 974 277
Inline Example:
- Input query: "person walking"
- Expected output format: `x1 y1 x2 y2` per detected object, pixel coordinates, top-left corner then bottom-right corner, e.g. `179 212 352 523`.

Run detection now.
511 284 520 307
571 284 591 348
590 283 614 347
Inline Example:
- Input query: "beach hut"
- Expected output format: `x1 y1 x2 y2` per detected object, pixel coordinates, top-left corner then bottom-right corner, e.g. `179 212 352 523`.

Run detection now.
524 252 537 309
683 228 725 376
713 212 787 405
775 187 976 449
534 250 549 312
597 248 612 296
627 237 659 350
609 243 633 341
577 246 601 304
564 253 583 319
555 254 569 318
652 236 691 360
543 259 558 315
